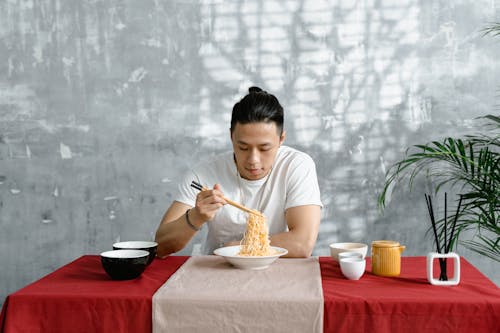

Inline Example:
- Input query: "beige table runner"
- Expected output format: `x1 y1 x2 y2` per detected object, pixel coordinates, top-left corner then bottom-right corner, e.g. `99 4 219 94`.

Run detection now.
152 256 323 333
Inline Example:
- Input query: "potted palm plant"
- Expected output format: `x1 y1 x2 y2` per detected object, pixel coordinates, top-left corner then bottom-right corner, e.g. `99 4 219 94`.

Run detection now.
378 25 500 262
378 115 499 261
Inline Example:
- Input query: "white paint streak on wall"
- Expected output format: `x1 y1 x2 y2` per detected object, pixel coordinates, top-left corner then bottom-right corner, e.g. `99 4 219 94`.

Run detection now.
62 57 75 84
0 84 36 120
142 38 162 48
38 120 90 134
128 67 148 83
379 156 387 175
32 44 43 64
37 120 56 134
9 181 21 195
59 142 72 159
7 57 14 78
115 22 126 30
104 197 118 220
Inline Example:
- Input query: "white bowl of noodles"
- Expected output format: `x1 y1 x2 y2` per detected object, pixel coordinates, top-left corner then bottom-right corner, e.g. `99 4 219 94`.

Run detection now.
214 245 288 270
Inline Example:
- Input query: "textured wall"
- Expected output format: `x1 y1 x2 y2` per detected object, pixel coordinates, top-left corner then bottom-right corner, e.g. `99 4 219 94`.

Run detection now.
1 0 499 306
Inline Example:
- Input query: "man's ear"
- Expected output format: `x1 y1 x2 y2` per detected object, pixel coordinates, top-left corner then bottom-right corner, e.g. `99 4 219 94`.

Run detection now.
279 130 286 145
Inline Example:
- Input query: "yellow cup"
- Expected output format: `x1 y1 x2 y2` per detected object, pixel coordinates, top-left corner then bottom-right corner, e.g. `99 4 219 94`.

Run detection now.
371 240 406 277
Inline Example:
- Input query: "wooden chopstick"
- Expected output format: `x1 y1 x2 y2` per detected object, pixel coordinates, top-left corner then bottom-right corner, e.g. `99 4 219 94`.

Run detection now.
222 196 262 216
190 181 262 216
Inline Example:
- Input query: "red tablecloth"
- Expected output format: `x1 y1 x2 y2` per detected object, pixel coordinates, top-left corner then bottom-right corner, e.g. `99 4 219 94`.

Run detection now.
319 256 500 333
2 256 499 333
0 255 188 333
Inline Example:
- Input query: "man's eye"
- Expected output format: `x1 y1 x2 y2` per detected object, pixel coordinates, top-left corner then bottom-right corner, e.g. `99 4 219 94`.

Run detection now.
239 147 248 151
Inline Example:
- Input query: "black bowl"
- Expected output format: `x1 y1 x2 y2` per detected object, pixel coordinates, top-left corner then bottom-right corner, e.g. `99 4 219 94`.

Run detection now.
112 241 158 266
100 249 149 280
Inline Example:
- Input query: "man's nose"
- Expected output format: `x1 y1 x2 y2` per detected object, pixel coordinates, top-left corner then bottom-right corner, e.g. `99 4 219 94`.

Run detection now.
247 149 260 164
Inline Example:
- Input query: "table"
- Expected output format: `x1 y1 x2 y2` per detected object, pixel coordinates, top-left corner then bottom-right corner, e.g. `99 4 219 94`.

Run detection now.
0 255 188 333
1 256 499 333
320 257 500 333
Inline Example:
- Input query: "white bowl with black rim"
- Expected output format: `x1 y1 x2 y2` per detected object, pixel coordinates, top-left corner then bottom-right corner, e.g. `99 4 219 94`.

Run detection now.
113 241 158 266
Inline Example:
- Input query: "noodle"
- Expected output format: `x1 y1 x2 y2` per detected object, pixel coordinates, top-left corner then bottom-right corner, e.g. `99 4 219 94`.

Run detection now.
238 211 275 256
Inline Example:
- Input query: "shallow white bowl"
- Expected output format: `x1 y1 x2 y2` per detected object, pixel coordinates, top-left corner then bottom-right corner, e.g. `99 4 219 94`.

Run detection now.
213 245 288 270
329 242 368 261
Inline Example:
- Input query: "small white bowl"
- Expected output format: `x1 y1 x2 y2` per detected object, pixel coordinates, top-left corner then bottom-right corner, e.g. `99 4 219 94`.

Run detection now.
339 257 366 280
214 245 288 270
338 252 364 260
329 242 368 261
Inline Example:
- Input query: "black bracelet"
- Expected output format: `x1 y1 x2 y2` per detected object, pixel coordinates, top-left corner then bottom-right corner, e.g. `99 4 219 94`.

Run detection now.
185 209 200 231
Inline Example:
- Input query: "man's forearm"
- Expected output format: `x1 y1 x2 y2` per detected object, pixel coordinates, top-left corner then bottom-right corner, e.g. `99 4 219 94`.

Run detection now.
269 230 316 258
155 211 199 257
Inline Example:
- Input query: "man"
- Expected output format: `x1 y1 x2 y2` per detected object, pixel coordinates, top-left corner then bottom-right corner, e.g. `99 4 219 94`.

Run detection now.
155 87 322 258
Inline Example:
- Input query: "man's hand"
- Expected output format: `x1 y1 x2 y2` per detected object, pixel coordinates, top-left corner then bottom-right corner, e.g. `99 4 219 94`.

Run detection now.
191 184 226 223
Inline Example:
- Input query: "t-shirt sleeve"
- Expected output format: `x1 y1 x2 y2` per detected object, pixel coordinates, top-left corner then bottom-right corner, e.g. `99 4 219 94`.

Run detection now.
173 168 202 207
285 153 323 210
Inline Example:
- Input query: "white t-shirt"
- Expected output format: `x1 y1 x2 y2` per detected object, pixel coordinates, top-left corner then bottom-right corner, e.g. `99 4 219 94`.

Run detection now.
174 145 322 254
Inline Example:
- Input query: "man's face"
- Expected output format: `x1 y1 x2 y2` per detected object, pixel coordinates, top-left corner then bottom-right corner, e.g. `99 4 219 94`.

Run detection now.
231 122 285 180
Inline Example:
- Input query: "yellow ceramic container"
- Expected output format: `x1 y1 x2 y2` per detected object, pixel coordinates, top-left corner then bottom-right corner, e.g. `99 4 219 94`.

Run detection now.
371 240 406 277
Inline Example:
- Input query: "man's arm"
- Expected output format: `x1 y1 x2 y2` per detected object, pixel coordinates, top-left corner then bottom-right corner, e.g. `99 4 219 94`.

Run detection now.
155 184 226 257
155 201 198 257
269 205 321 258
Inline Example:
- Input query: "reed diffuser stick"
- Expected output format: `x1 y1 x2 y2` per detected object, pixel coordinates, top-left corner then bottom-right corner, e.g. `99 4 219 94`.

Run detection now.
446 195 463 253
425 194 441 253
444 192 447 254
439 192 448 281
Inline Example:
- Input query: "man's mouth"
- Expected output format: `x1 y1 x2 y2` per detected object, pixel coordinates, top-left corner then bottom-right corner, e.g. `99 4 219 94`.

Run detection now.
247 168 261 175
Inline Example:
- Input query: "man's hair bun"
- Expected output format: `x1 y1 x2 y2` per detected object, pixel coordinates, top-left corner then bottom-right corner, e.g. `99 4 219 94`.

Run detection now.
249 86 264 94
231 86 284 135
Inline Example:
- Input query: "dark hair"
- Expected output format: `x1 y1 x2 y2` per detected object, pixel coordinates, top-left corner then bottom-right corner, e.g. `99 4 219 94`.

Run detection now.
230 86 284 134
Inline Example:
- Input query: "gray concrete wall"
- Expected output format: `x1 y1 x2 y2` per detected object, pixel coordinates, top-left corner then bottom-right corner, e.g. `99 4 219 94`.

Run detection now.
1 0 499 306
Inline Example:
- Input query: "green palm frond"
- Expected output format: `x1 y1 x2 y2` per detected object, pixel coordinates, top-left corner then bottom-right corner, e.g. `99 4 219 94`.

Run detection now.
378 138 497 207
468 115 500 148
481 22 500 37
462 236 500 262
378 116 499 261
